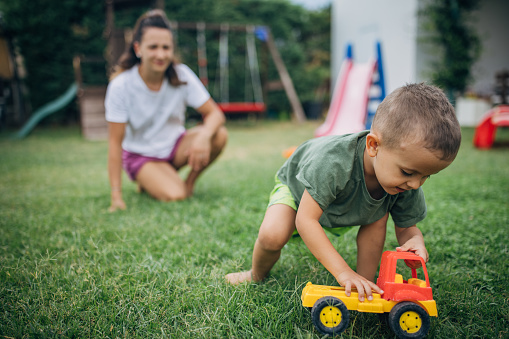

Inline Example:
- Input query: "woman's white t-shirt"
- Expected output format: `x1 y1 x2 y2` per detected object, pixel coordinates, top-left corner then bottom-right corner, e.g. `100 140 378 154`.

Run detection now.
105 64 210 158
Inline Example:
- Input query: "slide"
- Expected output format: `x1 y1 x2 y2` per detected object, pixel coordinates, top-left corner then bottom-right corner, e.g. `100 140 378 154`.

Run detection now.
315 58 377 137
283 42 385 159
13 82 78 139
473 105 509 149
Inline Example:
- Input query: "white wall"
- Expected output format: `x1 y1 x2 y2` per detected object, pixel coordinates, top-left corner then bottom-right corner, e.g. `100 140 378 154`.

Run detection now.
332 0 419 93
470 0 509 98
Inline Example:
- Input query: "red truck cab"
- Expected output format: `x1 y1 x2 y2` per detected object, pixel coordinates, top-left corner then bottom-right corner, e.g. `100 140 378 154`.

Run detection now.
377 250 433 302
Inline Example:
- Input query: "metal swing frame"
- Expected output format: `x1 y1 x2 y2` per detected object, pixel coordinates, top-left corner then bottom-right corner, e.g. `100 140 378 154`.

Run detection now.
175 21 305 121
210 24 265 113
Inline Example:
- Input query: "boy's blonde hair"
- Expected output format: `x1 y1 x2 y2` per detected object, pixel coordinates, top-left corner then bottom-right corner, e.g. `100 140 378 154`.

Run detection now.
371 83 461 161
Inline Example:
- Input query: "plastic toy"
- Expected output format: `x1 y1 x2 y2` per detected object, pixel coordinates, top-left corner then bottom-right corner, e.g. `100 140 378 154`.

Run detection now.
473 104 509 149
314 42 386 138
473 70 509 149
301 251 437 339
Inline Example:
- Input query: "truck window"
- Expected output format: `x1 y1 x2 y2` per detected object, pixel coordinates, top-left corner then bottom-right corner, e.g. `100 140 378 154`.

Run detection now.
395 259 425 282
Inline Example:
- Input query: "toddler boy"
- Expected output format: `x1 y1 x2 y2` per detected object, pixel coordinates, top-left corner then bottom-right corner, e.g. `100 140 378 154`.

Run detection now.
226 83 461 301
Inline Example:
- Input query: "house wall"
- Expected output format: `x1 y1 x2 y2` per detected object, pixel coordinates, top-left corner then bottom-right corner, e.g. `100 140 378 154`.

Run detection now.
416 0 509 99
331 0 508 126
332 0 509 95
470 0 509 99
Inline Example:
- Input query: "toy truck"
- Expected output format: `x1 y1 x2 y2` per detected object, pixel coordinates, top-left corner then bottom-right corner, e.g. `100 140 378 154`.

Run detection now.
301 251 437 339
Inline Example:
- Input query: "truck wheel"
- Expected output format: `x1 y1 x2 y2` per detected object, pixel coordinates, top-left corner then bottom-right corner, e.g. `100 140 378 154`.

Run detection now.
311 296 349 336
388 301 430 339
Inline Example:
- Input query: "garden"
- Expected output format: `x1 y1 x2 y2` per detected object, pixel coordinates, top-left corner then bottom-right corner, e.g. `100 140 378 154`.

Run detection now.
0 121 508 338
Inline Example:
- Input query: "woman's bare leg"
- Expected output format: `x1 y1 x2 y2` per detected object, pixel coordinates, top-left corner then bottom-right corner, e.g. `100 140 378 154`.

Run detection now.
172 126 228 196
226 204 296 284
135 161 187 201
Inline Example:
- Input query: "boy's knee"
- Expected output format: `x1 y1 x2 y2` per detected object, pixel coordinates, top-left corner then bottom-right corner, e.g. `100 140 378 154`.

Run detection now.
257 229 289 252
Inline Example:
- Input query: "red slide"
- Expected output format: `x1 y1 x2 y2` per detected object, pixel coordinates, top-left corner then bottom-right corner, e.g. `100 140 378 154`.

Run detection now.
315 58 377 137
473 105 509 149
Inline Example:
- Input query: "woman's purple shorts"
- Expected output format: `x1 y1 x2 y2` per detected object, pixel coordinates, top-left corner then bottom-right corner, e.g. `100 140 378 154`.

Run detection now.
122 133 185 181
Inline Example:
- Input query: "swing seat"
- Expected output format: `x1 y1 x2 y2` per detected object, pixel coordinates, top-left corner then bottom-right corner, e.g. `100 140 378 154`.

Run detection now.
218 102 266 113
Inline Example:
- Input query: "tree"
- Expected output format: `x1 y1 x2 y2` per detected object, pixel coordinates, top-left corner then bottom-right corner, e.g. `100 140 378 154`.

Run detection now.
420 0 481 99
0 0 106 123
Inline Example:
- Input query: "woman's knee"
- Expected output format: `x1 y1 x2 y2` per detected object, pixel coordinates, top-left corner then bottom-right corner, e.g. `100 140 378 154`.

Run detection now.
156 190 186 202
151 184 187 201
212 126 228 150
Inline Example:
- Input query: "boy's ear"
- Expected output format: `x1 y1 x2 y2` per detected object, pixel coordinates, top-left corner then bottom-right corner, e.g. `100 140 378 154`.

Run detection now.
366 133 380 157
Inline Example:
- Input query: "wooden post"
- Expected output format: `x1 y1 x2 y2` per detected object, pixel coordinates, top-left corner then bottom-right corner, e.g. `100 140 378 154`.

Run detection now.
265 29 306 123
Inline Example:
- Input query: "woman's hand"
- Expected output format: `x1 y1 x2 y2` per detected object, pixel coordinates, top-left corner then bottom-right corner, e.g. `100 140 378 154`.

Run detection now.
109 191 126 212
107 122 126 212
187 132 212 171
189 98 225 172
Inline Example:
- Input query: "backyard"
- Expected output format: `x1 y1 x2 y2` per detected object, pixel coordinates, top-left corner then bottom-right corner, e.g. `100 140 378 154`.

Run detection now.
0 121 508 338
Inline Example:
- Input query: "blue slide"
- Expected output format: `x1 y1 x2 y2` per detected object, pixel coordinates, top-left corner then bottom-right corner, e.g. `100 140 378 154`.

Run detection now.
12 83 78 139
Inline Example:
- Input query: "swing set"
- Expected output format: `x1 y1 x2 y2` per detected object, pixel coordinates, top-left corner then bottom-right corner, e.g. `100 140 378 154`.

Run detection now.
172 22 306 122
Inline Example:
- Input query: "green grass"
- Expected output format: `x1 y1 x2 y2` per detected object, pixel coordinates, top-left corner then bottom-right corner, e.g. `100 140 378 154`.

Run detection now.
1 122 508 338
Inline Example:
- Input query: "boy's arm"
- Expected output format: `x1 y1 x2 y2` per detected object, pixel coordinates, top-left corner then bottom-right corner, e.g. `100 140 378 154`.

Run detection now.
296 189 383 301
394 225 429 266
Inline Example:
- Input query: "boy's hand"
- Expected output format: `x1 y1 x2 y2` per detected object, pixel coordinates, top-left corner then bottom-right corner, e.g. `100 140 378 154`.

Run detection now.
396 236 429 269
336 269 384 302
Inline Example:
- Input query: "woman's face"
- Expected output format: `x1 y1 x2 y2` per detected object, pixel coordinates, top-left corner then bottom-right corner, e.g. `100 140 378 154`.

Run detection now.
134 27 174 75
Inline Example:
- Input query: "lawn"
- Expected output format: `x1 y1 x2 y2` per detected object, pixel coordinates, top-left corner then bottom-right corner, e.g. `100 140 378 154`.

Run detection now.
0 121 508 338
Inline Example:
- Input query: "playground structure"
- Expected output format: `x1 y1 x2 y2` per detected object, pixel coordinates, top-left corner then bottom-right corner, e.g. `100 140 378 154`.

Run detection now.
73 56 109 140
473 70 509 149
197 23 265 115
315 42 386 137
473 105 509 149
281 42 385 159
11 0 305 139
13 55 107 140
173 21 305 122
12 83 78 139
14 23 305 140
0 24 27 131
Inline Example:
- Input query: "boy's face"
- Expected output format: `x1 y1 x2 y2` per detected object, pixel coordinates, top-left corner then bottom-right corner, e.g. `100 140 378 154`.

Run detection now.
367 135 453 195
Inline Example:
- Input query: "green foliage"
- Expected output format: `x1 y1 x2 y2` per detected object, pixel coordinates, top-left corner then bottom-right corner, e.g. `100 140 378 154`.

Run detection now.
167 0 331 114
0 0 106 123
0 123 508 338
419 0 481 96
0 0 330 124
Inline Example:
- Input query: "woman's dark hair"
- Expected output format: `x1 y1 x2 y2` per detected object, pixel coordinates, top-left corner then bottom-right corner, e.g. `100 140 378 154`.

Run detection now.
110 9 185 86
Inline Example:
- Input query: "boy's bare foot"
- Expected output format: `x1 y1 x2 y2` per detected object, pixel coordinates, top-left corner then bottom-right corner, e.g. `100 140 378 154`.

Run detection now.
225 270 255 285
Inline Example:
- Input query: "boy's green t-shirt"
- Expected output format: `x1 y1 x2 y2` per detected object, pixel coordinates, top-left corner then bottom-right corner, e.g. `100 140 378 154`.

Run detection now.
277 131 427 229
